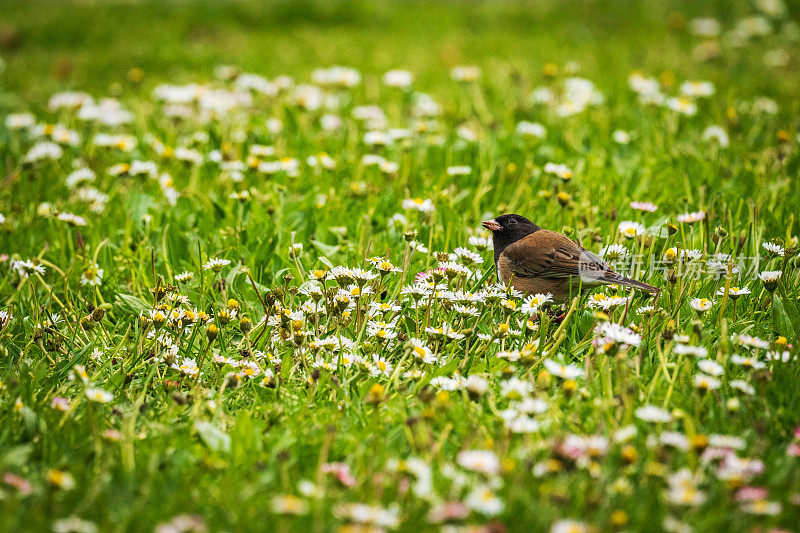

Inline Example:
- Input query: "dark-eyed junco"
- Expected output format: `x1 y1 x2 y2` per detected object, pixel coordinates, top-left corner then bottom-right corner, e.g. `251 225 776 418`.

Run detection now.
481 214 659 302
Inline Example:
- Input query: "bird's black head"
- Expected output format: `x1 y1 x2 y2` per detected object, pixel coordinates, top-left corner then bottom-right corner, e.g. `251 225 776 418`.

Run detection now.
481 214 541 263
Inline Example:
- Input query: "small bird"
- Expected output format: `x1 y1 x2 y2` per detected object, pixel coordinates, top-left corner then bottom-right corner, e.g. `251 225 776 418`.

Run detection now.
481 214 659 303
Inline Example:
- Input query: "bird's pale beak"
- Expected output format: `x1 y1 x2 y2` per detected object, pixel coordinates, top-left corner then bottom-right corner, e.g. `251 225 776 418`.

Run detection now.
481 219 502 231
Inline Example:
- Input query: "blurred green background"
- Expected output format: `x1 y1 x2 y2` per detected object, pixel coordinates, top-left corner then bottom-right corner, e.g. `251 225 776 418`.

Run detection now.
1 0 798 105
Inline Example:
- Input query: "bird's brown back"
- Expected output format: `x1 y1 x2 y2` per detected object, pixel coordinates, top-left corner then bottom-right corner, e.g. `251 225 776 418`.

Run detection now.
500 230 606 280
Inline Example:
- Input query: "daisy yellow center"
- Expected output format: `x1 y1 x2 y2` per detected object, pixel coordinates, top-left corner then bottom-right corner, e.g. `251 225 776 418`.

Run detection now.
283 496 303 512
681 488 698 503
752 500 768 512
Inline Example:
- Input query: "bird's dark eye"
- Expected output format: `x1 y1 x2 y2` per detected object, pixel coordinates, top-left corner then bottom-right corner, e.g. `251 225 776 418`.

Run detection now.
509 219 518 226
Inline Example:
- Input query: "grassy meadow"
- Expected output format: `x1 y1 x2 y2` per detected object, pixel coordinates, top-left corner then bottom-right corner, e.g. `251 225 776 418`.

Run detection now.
0 1 799 531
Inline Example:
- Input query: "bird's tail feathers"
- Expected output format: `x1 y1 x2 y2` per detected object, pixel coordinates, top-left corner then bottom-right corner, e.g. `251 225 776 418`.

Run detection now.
602 272 660 293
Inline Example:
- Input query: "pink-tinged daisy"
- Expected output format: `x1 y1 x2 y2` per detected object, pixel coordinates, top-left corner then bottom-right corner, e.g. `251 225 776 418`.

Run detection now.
677 211 706 223
630 201 658 212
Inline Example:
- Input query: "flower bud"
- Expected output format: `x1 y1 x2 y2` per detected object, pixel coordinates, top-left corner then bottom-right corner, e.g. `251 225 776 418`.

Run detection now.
537 369 552 388
726 397 740 412
225 372 241 389
152 285 166 302
662 319 676 341
366 383 386 405
786 236 798 254
621 445 638 464
610 510 628 529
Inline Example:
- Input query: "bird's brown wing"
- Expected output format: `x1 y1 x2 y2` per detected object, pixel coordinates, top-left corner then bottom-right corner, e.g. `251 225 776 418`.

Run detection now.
501 230 610 280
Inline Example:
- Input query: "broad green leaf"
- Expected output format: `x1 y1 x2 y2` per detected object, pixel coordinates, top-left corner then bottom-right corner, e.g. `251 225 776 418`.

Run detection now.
772 295 795 338
194 421 231 453
115 293 150 315
311 239 340 258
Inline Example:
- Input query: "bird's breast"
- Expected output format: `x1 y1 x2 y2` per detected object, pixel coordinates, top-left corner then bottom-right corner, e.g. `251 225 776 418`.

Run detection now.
496 256 512 285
